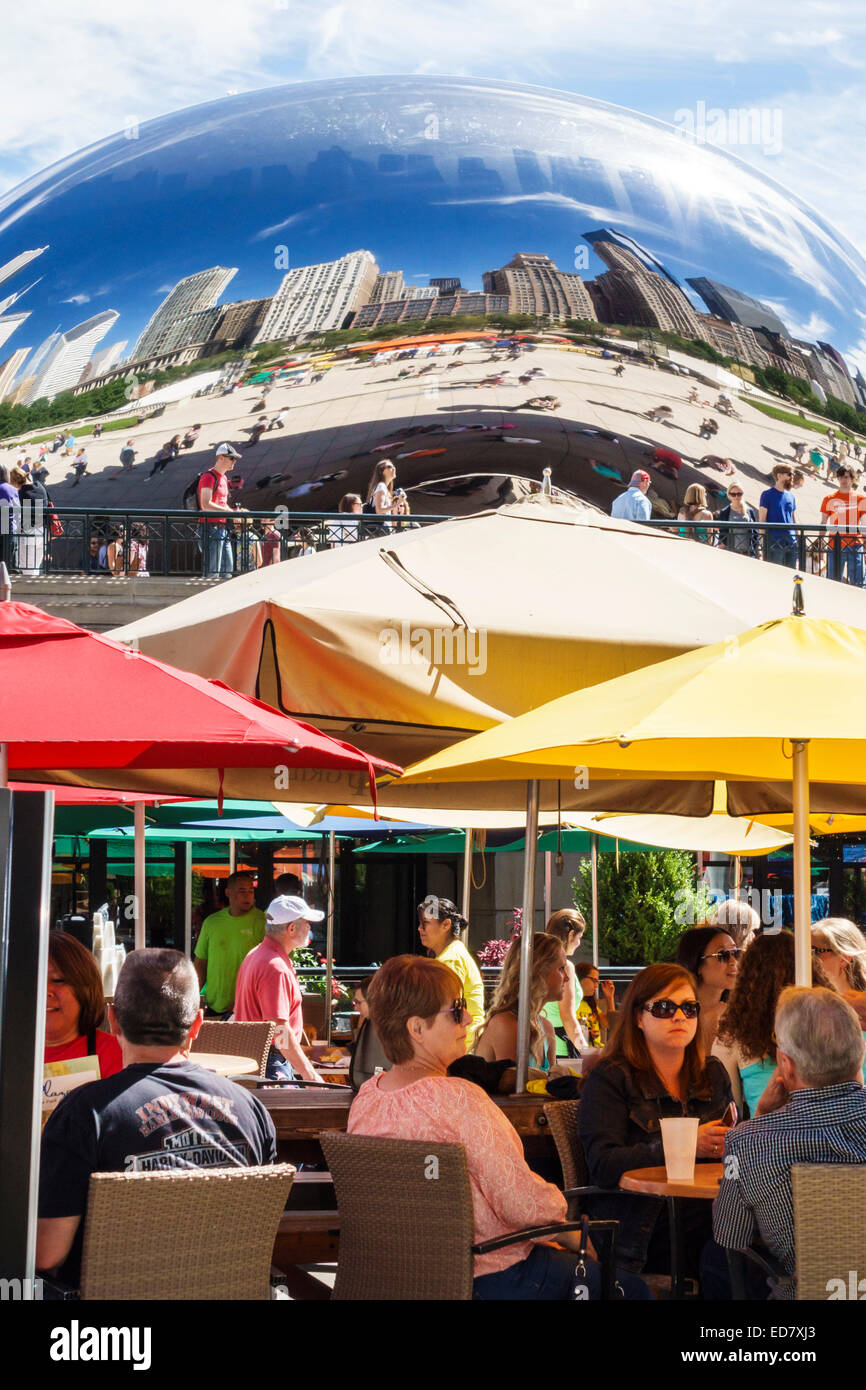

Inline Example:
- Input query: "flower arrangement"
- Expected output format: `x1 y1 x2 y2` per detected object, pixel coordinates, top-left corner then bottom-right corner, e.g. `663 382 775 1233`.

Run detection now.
290 947 353 1007
477 907 522 967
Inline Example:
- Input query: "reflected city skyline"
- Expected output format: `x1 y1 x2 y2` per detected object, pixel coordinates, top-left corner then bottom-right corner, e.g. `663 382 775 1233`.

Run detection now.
0 75 865 406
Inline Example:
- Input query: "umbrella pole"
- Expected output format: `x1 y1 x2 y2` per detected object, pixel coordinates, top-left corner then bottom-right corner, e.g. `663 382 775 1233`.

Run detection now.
325 830 335 1046
228 839 236 874
544 851 552 923
461 829 472 929
516 780 540 1094
792 741 812 987
591 833 600 968
0 744 7 789
134 801 146 950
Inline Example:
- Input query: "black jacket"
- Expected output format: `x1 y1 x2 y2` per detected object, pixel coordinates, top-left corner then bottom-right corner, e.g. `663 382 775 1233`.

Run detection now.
715 503 760 556
578 1056 733 1268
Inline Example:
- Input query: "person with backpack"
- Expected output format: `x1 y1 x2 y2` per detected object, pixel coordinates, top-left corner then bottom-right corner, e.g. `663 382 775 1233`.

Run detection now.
195 443 241 579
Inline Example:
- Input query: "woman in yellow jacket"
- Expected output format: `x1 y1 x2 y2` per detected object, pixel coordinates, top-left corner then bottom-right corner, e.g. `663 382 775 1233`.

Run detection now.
417 894 486 1034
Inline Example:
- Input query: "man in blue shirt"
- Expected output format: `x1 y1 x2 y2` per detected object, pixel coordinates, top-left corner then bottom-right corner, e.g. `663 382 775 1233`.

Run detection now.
759 464 798 566
611 469 652 523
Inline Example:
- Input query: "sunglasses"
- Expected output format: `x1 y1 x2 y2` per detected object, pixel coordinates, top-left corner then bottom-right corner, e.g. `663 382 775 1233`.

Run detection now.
729 491 743 498
700 948 742 964
642 998 701 1020
812 946 835 956
437 997 469 1024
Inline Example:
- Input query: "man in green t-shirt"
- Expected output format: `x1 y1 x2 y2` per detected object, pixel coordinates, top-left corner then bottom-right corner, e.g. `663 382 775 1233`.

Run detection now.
193 872 266 1017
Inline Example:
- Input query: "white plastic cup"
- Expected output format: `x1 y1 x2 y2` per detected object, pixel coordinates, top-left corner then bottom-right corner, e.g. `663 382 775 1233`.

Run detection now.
660 1117 699 1182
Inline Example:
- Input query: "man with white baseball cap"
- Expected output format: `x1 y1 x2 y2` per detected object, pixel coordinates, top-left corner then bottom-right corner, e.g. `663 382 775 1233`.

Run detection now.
233 895 325 1081
198 443 242 579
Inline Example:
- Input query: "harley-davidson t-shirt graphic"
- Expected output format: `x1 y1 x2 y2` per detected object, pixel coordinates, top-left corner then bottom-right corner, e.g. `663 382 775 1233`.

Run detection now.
39 1061 277 1284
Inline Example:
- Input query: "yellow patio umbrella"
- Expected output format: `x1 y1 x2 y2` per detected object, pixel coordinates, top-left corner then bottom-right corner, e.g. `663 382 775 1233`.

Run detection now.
402 602 866 990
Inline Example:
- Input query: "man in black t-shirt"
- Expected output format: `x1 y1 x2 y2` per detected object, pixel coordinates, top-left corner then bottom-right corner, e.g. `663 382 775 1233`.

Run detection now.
37 949 277 1287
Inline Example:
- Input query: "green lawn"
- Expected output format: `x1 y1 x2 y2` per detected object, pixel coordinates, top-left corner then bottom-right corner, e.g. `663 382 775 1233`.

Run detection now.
21 416 140 445
744 398 861 444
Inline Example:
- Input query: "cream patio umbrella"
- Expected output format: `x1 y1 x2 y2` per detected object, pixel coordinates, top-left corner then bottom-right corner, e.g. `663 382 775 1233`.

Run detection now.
109 496 866 810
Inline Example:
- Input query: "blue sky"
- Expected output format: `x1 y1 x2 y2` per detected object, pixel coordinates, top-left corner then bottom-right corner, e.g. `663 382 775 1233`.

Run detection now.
2 1 864 260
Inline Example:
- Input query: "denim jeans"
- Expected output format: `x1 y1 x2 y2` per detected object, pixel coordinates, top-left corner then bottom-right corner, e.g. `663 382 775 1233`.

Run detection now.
199 524 233 578
265 1045 295 1081
833 545 865 586
472 1243 652 1300
767 538 798 569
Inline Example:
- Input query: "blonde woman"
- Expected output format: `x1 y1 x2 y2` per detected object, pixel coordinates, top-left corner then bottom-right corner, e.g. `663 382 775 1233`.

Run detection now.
811 918 866 994
474 933 567 1071
677 483 714 543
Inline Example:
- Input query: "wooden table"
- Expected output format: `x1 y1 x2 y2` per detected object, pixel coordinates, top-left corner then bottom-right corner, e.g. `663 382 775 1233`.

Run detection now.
618 1164 724 1300
620 1164 724 1201
192 1052 258 1078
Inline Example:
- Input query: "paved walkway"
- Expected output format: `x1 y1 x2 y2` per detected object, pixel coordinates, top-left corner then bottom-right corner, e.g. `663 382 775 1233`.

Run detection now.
10 344 853 525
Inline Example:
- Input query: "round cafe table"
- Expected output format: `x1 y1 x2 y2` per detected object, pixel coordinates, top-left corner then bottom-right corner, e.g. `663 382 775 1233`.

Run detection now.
618 1164 725 1298
619 1163 724 1201
191 1053 258 1078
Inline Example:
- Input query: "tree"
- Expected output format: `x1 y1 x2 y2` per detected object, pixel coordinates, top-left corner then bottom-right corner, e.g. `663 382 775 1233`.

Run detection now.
573 849 711 966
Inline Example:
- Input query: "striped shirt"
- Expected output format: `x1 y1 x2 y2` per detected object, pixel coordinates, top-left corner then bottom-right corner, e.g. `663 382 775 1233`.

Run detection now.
713 1082 866 1298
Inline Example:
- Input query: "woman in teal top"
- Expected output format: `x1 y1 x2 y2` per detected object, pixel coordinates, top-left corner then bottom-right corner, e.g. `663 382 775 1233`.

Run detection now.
540 908 587 1058
713 930 833 1114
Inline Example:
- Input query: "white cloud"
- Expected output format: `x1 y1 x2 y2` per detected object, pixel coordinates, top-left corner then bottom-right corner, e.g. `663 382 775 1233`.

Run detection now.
0 0 865 272
62 292 90 304
761 300 832 343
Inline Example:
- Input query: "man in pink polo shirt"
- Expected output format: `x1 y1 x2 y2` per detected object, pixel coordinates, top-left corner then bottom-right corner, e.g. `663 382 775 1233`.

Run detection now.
234 896 325 1082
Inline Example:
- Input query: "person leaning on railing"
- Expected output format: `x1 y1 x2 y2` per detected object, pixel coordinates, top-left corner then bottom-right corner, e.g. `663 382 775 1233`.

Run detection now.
349 954 651 1300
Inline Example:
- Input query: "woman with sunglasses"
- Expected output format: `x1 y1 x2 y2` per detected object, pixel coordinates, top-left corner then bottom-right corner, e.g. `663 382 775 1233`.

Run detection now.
676 925 741 1052
715 483 759 556
713 930 832 1113
578 962 733 1279
417 895 485 1033
350 954 650 1300
811 919 866 1041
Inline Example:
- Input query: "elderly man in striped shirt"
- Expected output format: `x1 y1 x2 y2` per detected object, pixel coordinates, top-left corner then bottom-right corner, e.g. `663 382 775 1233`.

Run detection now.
710 987 866 1299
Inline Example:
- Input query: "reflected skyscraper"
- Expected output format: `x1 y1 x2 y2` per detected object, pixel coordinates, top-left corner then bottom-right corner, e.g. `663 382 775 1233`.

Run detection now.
483 253 595 319
0 312 30 357
0 247 47 290
133 267 237 359
26 309 119 403
686 277 789 338
254 250 379 342
0 347 30 402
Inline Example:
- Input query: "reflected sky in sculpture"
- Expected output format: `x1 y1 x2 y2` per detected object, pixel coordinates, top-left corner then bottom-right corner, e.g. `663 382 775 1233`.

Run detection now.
1 76 865 367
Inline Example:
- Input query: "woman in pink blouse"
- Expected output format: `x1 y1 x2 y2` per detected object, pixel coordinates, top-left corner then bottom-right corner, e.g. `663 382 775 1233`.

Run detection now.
349 955 649 1300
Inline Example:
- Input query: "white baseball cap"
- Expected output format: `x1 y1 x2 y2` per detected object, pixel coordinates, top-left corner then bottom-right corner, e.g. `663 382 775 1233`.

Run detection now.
215 442 241 460
266 894 324 925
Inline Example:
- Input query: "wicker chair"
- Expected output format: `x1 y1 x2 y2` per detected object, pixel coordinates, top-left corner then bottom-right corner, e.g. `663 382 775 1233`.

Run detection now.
321 1131 619 1301
192 1019 277 1079
544 1098 695 1299
793 1164 866 1300
77 1164 295 1300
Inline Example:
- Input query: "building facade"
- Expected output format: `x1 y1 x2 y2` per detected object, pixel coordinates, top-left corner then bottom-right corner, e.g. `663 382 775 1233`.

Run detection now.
686 276 789 339
351 292 509 329
254 250 379 342
370 271 405 303
26 309 119 402
0 347 31 402
482 252 595 319
132 266 238 360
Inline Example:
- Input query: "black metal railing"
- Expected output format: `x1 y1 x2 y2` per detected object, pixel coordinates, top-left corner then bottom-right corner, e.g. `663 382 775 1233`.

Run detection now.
0 507 449 580
4 506 866 589
645 518 866 585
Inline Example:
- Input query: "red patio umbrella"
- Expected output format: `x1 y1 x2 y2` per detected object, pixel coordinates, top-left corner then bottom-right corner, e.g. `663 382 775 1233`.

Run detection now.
0 603 400 808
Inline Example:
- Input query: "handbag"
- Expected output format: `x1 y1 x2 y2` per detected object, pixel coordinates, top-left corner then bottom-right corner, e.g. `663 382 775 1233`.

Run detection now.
50 514 64 538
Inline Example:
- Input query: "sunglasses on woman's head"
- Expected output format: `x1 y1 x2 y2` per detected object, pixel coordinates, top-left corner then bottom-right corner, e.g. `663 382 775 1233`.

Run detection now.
437 997 469 1024
641 998 701 1020
700 948 742 964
